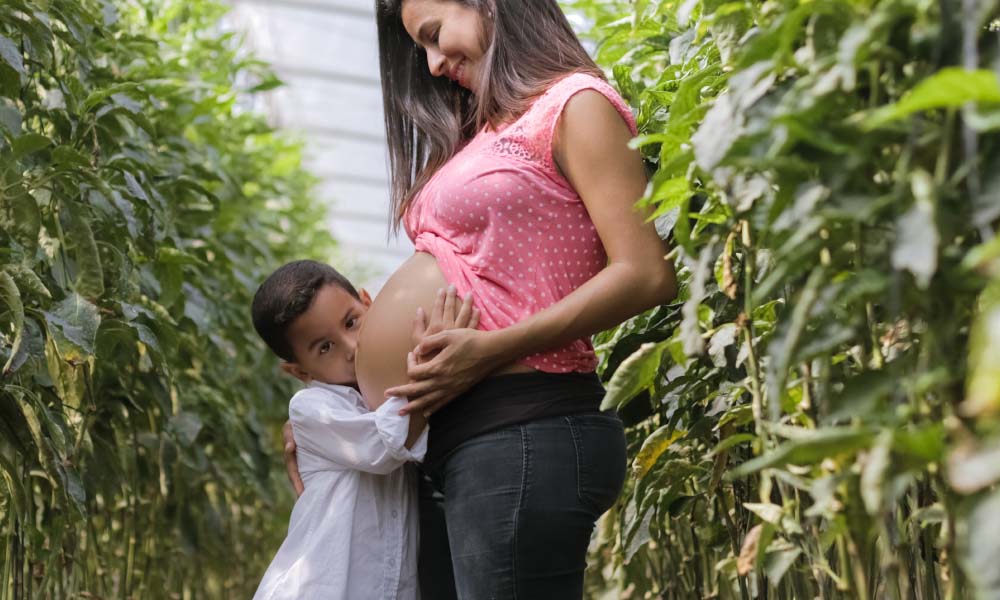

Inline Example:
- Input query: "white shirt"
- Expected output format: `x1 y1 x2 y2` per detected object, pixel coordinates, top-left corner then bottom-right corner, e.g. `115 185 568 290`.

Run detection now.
252 382 427 600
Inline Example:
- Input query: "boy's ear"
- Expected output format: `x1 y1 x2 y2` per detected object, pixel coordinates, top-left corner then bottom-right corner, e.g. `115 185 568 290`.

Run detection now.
358 288 373 308
280 361 312 384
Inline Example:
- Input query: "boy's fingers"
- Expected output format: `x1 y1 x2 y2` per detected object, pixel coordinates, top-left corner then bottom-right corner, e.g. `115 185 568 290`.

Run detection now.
470 308 480 330
282 441 304 497
386 379 436 403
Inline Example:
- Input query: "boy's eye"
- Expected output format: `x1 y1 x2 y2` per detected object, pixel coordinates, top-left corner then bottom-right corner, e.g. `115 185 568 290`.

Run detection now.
319 342 332 355
346 317 357 329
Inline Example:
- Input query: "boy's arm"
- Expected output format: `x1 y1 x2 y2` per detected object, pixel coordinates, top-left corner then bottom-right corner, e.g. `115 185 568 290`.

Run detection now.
290 390 424 475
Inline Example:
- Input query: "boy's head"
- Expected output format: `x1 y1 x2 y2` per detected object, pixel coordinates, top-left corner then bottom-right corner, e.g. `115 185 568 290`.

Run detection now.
252 260 371 386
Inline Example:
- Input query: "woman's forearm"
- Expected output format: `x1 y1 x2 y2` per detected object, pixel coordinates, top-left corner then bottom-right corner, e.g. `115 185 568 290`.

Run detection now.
486 258 677 366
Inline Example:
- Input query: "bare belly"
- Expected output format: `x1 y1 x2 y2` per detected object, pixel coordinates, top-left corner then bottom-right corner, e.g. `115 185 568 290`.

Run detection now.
355 252 534 411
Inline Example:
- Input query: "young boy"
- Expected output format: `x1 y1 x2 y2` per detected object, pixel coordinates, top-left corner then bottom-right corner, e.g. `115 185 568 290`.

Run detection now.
249 260 475 600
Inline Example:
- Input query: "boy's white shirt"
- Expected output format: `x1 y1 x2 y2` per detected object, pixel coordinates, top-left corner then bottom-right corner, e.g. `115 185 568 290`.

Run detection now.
252 381 427 600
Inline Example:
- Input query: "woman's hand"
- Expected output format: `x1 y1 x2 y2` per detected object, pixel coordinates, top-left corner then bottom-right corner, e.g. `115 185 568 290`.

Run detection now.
283 421 304 497
386 292 494 417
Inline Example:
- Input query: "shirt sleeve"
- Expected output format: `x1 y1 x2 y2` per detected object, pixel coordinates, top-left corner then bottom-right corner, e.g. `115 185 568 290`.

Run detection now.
289 390 427 475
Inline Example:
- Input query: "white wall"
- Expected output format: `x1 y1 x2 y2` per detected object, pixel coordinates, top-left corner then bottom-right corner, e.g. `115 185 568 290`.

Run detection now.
228 0 412 290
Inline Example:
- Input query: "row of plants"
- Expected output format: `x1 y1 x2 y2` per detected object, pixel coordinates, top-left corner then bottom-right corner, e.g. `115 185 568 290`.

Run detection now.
568 0 1000 598
0 0 333 597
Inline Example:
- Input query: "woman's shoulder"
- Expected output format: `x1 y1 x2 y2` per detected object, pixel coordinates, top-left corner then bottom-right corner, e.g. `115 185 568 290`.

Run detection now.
544 72 612 97
529 71 638 138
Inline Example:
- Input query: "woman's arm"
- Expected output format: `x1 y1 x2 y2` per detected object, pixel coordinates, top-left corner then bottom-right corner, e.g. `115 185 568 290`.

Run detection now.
388 90 677 413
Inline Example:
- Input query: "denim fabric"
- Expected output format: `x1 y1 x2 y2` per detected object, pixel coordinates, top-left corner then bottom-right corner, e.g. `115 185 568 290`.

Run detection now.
418 471 459 600
419 412 626 599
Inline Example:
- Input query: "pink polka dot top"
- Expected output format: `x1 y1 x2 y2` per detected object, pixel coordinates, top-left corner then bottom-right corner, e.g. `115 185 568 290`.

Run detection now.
404 73 638 373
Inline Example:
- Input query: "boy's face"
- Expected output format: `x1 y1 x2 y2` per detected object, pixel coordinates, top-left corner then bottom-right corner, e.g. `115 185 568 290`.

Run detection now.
282 284 372 386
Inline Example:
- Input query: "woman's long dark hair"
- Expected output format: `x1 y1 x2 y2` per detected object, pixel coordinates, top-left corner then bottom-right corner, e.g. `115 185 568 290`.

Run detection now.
376 0 603 231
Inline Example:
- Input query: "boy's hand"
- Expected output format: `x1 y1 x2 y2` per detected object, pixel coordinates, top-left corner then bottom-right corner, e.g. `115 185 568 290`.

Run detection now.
282 421 304 497
411 285 479 357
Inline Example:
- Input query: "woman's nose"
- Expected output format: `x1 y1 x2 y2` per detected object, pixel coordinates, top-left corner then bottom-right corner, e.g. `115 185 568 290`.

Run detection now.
427 49 447 78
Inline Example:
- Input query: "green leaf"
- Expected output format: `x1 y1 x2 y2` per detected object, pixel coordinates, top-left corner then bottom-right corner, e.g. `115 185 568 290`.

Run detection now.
828 370 895 421
963 282 1000 417
2 187 41 253
12 133 52 157
156 247 203 266
62 203 104 299
744 502 784 525
600 341 669 411
865 68 1000 129
957 487 1000 597
632 425 686 479
52 145 90 168
891 171 939 289
249 73 284 93
709 432 755 456
0 34 25 75
168 412 203 447
123 171 150 203
765 267 826 419
763 541 802 584
708 323 738 368
0 271 25 375
81 82 141 113
43 293 101 361
729 428 876 478
948 440 1000 494
0 451 26 519
861 431 892 515
0 100 21 134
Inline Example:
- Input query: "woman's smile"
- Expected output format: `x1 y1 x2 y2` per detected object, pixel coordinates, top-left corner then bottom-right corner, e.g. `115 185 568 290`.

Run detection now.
448 59 468 88
400 0 486 91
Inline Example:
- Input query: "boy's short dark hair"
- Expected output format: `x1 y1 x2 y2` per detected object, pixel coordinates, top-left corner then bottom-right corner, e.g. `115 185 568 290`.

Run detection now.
251 260 359 362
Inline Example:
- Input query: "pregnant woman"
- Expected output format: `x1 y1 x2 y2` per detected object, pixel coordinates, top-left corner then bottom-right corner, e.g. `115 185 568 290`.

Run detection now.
285 0 677 597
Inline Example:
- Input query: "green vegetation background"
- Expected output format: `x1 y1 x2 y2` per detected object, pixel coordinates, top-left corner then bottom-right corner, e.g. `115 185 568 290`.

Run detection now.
569 0 1000 598
0 0 332 596
2 0 1000 598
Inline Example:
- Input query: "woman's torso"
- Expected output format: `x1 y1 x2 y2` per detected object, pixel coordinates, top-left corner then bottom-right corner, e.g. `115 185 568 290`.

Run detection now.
356 73 637 411
404 72 638 373
355 253 532 409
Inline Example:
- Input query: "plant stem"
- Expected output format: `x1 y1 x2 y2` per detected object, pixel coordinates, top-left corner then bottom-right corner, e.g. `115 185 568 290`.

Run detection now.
740 221 768 446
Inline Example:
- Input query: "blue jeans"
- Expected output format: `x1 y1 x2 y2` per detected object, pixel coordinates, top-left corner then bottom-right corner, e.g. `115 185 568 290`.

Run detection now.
419 412 627 599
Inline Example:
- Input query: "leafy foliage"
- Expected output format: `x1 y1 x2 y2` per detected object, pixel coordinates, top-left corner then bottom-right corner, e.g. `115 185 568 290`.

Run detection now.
0 0 334 597
567 0 1000 598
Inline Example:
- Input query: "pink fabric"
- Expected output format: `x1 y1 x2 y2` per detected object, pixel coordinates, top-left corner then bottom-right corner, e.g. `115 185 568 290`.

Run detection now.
404 73 638 373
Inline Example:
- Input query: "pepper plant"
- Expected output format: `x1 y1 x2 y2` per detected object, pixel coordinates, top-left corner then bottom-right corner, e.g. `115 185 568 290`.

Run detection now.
566 0 1000 598
0 0 333 597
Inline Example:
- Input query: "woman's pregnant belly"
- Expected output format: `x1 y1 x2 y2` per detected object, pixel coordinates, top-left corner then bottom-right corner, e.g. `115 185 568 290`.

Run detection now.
355 252 533 411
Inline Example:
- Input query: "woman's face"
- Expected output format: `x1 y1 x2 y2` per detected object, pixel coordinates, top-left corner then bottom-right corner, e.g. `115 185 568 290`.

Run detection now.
401 0 488 92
